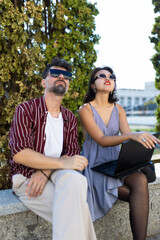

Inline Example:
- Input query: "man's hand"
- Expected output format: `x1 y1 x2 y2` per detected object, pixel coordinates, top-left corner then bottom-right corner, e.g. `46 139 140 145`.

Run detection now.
59 155 88 171
25 170 48 198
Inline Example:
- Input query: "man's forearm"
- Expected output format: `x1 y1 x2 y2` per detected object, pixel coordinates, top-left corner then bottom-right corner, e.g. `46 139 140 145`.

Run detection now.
13 148 63 170
40 155 71 178
13 149 88 172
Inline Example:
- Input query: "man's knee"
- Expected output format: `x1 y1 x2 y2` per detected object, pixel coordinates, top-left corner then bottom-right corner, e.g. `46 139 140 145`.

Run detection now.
55 169 87 191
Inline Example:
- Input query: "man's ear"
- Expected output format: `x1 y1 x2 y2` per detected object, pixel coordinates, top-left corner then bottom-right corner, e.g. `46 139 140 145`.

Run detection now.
41 79 46 88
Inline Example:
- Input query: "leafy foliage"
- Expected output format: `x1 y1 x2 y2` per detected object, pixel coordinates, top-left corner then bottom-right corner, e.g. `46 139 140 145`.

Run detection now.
150 0 160 131
0 0 99 189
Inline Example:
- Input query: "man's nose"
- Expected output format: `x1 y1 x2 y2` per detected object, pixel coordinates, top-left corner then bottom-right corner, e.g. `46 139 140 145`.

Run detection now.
58 74 64 79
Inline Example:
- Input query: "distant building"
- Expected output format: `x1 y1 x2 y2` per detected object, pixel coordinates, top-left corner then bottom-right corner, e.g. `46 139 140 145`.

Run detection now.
117 81 160 115
117 82 160 128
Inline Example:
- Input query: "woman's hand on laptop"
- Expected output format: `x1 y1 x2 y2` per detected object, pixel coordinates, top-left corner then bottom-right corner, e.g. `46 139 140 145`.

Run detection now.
130 132 160 149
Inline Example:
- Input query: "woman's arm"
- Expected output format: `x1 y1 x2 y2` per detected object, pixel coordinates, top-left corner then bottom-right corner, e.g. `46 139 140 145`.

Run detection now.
79 104 131 147
79 104 158 149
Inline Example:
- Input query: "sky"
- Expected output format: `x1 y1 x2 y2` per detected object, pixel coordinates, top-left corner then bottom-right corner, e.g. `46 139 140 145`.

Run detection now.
89 0 157 90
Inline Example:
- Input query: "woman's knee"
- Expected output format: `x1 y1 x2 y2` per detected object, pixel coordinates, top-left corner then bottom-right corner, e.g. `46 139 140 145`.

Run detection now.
134 171 148 184
125 171 148 189
118 185 130 202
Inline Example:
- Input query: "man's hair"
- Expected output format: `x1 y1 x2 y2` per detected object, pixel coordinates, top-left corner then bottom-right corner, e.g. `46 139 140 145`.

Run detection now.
42 57 72 78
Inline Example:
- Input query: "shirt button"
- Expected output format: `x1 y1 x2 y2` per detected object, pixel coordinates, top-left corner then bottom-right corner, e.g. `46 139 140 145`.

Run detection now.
44 137 46 140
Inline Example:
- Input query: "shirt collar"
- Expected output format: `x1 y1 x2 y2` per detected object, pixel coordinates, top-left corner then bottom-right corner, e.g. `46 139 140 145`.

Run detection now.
39 95 47 115
60 105 68 122
40 95 68 122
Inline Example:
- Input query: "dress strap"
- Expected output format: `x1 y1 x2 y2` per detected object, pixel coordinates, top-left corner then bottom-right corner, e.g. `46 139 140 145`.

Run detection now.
88 102 93 109
88 102 94 116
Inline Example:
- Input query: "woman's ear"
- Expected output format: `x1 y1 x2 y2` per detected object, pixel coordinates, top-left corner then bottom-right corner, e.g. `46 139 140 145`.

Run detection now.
90 83 95 90
41 79 46 88
90 83 96 93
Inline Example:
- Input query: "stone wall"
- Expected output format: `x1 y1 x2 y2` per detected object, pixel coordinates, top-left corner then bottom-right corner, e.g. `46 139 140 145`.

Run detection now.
0 178 160 240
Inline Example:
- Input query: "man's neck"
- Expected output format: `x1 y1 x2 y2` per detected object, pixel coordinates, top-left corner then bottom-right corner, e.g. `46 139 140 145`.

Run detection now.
44 92 63 118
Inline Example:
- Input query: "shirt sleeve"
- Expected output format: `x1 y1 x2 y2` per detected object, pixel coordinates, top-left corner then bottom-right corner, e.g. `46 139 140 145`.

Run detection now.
9 104 34 157
63 115 81 156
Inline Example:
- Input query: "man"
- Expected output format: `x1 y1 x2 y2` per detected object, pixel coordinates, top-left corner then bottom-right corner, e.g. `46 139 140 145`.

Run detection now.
9 57 97 240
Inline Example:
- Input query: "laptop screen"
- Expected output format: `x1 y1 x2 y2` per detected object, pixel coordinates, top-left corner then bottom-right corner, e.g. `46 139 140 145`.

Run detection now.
115 140 154 174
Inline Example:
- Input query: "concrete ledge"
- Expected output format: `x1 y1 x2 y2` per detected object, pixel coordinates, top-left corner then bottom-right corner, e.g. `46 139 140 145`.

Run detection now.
0 189 28 216
0 179 160 240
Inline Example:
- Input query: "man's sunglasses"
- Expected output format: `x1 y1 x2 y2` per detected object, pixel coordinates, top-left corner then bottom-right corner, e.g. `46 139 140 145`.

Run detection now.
50 69 72 81
94 74 116 81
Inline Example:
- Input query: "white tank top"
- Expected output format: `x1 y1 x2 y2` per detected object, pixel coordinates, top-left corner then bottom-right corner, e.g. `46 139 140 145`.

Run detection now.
44 112 63 158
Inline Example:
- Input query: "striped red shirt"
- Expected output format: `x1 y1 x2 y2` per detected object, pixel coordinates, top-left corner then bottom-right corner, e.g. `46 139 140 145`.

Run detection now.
9 95 81 180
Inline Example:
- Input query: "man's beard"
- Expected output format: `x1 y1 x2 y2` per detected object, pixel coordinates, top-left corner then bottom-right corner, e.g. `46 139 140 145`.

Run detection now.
49 80 67 96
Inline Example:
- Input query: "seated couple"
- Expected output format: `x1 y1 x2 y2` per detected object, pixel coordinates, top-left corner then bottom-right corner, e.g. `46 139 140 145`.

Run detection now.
9 57 160 240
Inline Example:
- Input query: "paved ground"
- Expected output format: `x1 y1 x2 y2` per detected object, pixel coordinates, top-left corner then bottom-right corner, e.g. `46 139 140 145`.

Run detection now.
147 233 160 240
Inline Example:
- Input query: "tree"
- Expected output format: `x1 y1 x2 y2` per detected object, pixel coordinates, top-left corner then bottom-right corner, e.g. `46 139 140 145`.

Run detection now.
0 0 46 190
0 0 99 189
41 0 99 144
150 0 160 131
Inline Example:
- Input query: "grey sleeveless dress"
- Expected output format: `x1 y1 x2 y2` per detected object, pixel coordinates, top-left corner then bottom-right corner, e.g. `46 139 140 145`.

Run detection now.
82 104 123 222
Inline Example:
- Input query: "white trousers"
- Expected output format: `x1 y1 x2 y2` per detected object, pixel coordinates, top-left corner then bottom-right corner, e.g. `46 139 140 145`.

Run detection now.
12 170 97 240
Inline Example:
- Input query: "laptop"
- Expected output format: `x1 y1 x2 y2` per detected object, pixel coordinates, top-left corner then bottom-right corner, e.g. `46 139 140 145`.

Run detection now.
91 132 160 178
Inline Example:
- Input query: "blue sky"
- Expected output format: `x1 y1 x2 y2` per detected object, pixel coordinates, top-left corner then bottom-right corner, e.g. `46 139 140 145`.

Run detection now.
90 0 156 89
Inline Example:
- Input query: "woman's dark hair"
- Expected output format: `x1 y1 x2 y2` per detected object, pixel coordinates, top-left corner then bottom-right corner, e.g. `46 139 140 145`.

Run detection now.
84 66 119 103
42 57 72 78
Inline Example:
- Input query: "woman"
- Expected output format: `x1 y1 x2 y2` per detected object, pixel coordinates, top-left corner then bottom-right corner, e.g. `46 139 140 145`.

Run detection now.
79 66 160 240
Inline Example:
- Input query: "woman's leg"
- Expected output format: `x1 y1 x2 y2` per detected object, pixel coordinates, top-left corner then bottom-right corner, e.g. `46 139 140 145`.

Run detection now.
118 171 149 240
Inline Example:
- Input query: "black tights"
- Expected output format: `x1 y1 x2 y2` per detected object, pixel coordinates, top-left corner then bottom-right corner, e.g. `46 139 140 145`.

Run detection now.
118 171 149 240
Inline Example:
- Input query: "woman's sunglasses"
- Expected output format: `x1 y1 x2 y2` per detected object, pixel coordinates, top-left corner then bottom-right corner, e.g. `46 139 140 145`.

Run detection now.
94 74 116 81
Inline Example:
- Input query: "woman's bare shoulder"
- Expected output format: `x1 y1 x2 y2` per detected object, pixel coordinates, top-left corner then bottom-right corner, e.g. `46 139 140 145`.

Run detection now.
79 103 92 114
115 103 125 113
